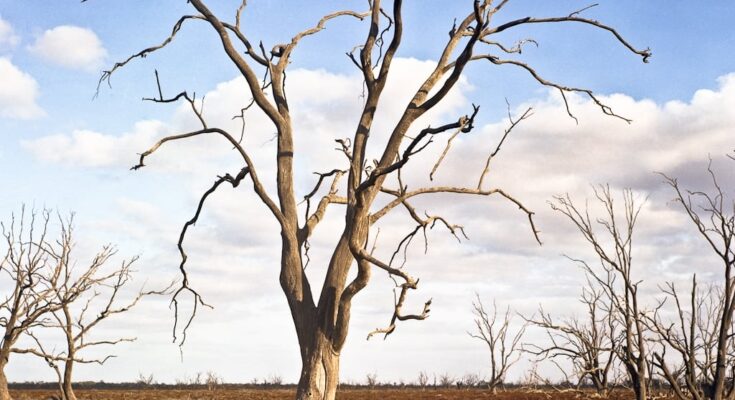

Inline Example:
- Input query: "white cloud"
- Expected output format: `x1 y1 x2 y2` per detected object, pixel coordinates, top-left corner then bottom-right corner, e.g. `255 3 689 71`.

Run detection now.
24 57 470 178
0 57 44 119
0 16 19 50
22 120 165 167
446 74 735 197
28 25 107 72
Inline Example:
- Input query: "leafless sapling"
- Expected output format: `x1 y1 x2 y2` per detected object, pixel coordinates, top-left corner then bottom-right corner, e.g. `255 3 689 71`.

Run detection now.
469 295 526 393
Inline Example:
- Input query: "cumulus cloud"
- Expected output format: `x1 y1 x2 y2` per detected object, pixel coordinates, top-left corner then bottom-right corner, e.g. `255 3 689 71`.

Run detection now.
28 25 107 71
0 16 19 50
389 74 735 340
0 58 44 119
24 57 469 177
21 120 165 167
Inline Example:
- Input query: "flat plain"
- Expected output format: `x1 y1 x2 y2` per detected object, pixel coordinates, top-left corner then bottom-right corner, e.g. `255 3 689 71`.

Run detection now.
8 388 676 399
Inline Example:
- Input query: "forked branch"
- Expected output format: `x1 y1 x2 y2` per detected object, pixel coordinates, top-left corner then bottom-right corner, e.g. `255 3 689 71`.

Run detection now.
489 11 651 62
96 15 199 95
171 166 250 346
372 186 541 245
131 127 283 225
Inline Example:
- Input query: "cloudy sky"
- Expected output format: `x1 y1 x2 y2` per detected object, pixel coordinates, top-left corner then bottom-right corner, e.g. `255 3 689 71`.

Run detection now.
1 0 735 385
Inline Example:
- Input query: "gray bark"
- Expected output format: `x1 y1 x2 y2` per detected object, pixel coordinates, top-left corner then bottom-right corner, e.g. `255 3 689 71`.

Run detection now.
0 360 11 400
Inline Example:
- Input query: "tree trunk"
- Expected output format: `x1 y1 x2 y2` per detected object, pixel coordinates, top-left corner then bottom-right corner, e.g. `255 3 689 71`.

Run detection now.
0 361 10 400
711 303 735 400
62 356 76 400
290 226 366 400
295 332 339 400
590 375 606 395
278 230 340 400
632 373 647 400
637 385 647 400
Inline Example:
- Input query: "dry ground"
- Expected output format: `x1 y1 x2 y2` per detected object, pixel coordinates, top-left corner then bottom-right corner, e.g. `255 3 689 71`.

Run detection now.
9 388 675 400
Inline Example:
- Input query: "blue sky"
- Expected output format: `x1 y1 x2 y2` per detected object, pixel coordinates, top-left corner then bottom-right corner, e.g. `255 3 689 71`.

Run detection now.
1 0 735 385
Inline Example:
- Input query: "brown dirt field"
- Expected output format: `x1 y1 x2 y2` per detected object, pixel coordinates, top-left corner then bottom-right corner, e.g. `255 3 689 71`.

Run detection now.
9 388 674 400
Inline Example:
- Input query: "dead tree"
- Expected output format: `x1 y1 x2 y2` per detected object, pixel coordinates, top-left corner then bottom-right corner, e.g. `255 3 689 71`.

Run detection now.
27 249 172 400
646 276 727 400
469 295 526 393
551 187 649 400
656 161 735 399
0 210 163 400
91 1 650 398
525 277 617 395
0 210 91 400
0 210 64 400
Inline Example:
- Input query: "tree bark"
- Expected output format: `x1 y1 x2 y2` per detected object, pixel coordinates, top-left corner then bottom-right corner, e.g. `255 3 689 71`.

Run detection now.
631 372 647 400
292 231 359 400
0 360 10 400
62 356 76 400
711 286 734 400
295 331 340 400
288 213 369 400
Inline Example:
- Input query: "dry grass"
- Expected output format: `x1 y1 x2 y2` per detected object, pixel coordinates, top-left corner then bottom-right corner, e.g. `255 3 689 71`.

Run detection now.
10 388 676 399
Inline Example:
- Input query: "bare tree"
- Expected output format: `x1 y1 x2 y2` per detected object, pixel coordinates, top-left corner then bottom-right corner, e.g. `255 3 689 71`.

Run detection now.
205 370 224 391
655 160 735 399
551 187 649 400
525 277 617 395
469 295 526 393
365 372 378 389
0 210 89 400
267 373 284 386
0 211 166 400
91 1 650 398
28 248 171 400
438 372 453 388
646 276 728 400
459 372 481 389
416 371 429 389
136 372 156 386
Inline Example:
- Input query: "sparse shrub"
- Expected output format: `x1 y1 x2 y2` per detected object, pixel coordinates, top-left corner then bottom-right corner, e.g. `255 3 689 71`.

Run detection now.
461 373 480 388
519 362 542 389
266 373 283 386
417 371 429 389
205 371 223 391
439 373 453 388
136 373 155 386
366 372 378 389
